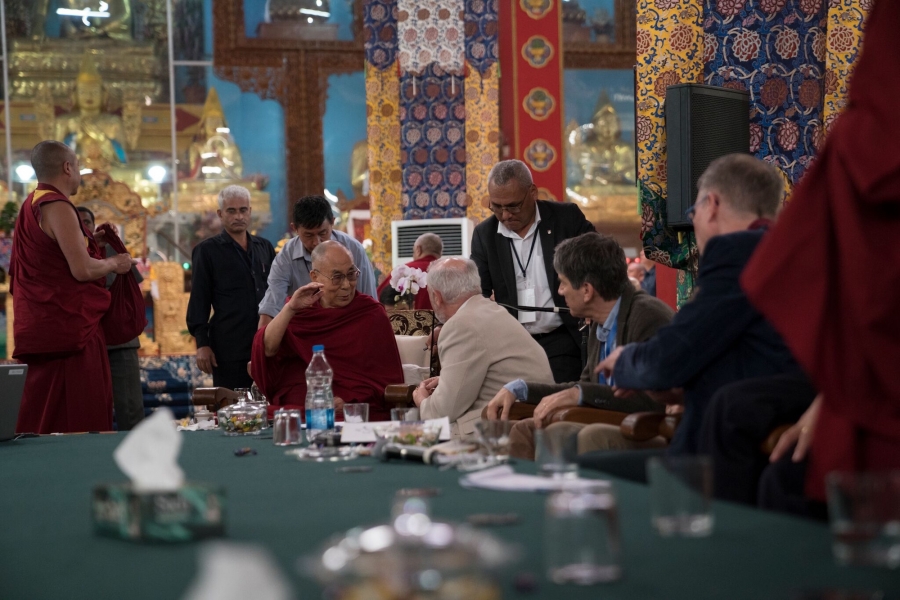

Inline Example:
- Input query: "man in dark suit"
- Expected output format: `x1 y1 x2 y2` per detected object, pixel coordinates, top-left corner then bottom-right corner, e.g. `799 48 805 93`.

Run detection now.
187 185 276 390
586 154 806 480
471 159 594 383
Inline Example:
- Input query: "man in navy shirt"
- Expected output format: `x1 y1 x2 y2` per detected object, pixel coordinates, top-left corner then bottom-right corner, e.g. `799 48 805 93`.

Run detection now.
586 154 804 480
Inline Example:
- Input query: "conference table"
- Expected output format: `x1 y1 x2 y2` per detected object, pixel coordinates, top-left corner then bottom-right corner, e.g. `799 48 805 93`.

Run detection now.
1 431 896 600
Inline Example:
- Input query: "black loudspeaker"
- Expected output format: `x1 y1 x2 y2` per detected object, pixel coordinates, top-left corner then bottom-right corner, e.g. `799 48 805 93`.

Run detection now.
665 84 750 230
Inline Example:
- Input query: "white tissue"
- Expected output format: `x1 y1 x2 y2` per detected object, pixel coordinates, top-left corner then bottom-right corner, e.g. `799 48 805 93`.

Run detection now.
181 542 295 600
113 407 185 492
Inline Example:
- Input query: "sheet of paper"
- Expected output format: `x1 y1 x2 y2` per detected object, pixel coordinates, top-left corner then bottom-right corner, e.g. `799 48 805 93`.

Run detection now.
340 417 451 443
459 465 603 492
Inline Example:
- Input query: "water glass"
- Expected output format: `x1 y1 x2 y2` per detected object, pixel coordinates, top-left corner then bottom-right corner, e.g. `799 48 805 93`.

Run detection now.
272 409 303 446
827 471 900 568
343 403 369 423
647 455 714 537
475 420 514 461
535 428 579 479
391 407 419 422
545 482 622 585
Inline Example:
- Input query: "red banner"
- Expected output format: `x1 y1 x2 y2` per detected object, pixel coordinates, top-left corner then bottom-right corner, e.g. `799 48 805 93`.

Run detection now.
500 0 565 201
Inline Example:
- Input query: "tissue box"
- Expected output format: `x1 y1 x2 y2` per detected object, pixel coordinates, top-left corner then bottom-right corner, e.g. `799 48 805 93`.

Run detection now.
92 483 226 542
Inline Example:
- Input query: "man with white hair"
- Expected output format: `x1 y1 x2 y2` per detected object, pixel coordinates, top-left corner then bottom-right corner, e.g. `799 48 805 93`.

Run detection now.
472 159 595 384
187 184 276 389
377 231 443 309
412 257 553 438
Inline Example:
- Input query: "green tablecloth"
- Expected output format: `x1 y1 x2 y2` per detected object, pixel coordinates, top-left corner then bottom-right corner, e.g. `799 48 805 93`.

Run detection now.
0 432 896 600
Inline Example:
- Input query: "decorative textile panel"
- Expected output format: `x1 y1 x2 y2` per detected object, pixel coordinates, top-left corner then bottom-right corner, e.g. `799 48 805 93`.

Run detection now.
704 0 827 190
636 0 704 305
510 0 566 200
822 0 872 129
464 62 500 224
366 0 501 272
399 65 467 219
365 0 403 277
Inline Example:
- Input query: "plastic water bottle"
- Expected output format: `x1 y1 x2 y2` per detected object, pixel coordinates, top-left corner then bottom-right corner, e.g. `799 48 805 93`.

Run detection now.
305 344 334 442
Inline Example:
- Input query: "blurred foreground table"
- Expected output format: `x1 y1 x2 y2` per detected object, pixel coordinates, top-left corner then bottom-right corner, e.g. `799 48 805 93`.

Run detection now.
0 432 896 599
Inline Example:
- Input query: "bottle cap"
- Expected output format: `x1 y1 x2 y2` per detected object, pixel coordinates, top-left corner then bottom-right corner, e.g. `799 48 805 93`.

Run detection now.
312 344 324 352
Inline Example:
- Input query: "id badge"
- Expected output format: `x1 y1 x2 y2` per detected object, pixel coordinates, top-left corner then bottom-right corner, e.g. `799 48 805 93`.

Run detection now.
517 287 537 324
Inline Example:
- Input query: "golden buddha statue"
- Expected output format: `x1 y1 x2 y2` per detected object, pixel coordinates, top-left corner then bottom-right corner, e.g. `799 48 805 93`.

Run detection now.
54 54 129 170
565 92 638 223
32 0 133 41
187 88 244 181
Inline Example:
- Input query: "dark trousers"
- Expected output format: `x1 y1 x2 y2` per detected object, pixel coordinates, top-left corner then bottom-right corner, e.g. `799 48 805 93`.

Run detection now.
697 374 816 506
108 347 145 431
577 448 668 484
533 326 583 384
212 359 254 391
758 453 828 521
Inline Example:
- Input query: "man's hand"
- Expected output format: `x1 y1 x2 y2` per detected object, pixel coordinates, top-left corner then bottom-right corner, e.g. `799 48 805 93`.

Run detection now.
532 387 580 428
595 346 624 381
92 228 108 247
412 376 438 407
110 253 134 275
486 387 516 420
197 346 217 375
334 397 345 411
286 282 325 312
770 394 822 463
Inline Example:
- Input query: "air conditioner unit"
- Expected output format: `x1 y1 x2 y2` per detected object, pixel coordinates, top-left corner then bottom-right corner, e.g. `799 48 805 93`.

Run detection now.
391 218 474 268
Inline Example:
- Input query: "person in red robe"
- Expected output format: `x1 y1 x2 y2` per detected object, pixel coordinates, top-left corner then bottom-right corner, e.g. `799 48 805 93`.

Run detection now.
252 241 403 421
377 232 442 310
743 0 900 505
11 141 134 434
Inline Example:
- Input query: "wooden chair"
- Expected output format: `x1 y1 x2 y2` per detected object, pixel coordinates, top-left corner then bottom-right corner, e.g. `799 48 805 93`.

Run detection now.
384 309 440 410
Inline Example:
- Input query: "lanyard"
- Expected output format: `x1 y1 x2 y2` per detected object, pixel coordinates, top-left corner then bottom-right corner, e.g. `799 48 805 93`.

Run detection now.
509 234 539 280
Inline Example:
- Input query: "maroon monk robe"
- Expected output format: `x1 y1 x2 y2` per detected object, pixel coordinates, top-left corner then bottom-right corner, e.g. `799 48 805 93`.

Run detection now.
10 184 113 433
376 256 436 310
741 0 900 502
250 292 403 422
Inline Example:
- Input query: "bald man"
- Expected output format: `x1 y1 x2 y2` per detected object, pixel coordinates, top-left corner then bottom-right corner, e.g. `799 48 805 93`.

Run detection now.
11 140 133 434
377 232 443 310
251 241 403 421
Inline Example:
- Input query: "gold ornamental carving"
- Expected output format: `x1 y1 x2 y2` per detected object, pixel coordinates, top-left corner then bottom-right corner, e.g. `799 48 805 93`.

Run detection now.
152 262 196 355
71 170 148 257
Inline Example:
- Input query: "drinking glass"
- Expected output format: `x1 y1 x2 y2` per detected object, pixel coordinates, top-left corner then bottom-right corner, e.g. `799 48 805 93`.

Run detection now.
827 471 900 568
272 409 303 446
343 403 369 423
475 420 514 462
391 407 419 422
545 482 622 585
535 428 578 479
647 455 714 537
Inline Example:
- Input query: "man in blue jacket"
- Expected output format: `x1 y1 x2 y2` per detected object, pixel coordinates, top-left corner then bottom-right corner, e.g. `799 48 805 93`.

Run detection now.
585 154 806 479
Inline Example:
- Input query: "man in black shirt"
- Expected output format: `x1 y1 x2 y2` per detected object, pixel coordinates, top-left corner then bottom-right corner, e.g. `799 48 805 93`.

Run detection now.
187 185 275 389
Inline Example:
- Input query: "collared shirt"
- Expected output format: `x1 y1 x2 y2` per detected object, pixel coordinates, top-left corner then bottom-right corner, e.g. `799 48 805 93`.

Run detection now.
594 297 621 387
257 228 378 318
496 206 562 334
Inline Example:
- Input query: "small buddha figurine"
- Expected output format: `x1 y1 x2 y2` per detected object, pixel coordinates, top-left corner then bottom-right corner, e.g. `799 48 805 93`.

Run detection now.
566 92 636 191
54 54 128 170
187 88 244 181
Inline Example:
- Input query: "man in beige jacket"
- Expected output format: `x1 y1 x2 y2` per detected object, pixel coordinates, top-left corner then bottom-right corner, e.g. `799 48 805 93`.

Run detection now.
412 257 553 439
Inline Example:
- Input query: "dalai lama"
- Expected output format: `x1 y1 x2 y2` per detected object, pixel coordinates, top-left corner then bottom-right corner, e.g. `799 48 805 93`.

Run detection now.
11 141 134 434
251 241 402 421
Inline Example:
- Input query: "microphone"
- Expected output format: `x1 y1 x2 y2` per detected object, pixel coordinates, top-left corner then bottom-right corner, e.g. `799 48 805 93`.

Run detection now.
496 302 570 314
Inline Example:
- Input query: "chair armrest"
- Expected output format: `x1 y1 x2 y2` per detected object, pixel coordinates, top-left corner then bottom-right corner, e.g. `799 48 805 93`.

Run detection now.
620 412 667 442
659 415 682 441
547 406 627 426
192 387 241 411
479 402 537 421
384 384 415 408
761 424 793 455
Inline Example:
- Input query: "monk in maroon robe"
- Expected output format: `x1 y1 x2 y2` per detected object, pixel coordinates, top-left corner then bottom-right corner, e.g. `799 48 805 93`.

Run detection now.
11 141 134 433
376 232 441 310
252 241 403 421
743 0 900 502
